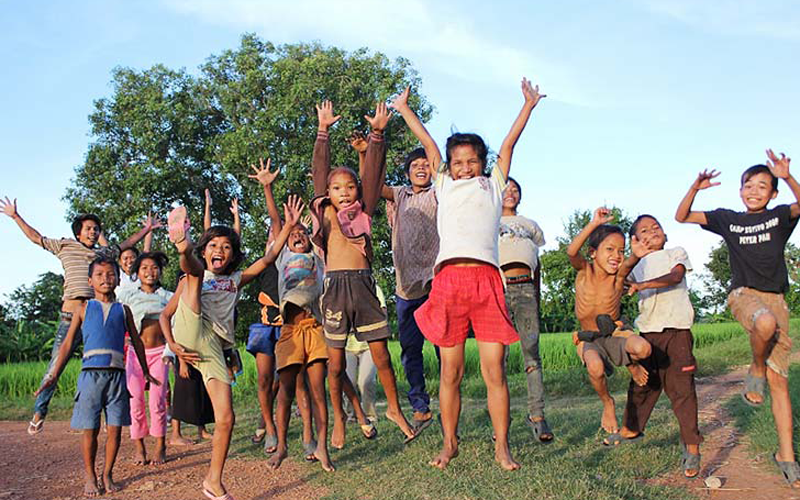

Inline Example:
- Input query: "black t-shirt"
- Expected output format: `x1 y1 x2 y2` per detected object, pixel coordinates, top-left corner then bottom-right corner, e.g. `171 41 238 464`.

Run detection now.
702 204 798 293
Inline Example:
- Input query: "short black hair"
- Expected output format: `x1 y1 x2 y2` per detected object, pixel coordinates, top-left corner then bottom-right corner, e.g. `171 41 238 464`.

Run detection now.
71 214 102 239
587 224 624 251
194 226 245 275
445 133 489 175
741 164 778 191
131 251 169 277
120 247 140 259
88 255 120 280
507 177 522 200
629 214 660 237
403 148 427 174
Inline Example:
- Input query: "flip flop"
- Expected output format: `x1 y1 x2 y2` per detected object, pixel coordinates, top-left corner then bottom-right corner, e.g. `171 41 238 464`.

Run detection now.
202 484 235 500
681 444 701 479
27 419 43 436
527 416 554 443
742 373 766 407
360 422 378 440
303 439 318 462
250 428 266 445
263 434 278 455
413 416 434 435
774 453 800 488
602 432 643 446
167 206 190 244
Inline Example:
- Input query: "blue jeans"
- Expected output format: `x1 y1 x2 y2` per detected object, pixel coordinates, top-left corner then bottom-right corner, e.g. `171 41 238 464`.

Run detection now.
504 281 546 418
33 318 82 418
397 295 439 414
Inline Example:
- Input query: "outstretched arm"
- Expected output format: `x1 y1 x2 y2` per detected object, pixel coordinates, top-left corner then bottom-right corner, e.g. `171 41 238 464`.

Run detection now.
566 207 613 270
142 212 160 252
766 149 800 218
675 169 720 225
497 77 545 180
119 216 157 251
241 195 305 286
313 101 340 197
248 157 282 237
390 87 441 180
0 197 45 246
230 198 241 236
204 189 212 231
362 101 391 215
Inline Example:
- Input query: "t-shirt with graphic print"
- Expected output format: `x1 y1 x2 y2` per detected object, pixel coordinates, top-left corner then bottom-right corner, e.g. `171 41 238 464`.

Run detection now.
201 270 243 348
702 204 798 293
276 246 324 322
499 215 545 273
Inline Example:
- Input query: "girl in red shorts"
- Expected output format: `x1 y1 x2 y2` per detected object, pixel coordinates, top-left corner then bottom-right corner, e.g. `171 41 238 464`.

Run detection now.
390 79 545 470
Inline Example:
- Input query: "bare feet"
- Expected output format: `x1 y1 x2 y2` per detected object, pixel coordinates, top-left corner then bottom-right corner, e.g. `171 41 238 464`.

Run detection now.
429 445 459 470
133 440 149 465
385 409 415 441
600 397 618 434
199 426 213 440
495 445 521 471
628 363 649 386
331 416 345 449
267 447 288 470
83 475 101 497
169 435 195 446
315 444 335 472
152 440 166 465
101 473 122 493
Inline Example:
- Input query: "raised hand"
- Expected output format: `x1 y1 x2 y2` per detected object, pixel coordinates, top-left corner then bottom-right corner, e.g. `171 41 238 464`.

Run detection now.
316 100 341 131
283 194 305 227
229 198 239 217
301 213 313 229
389 86 411 112
0 196 18 218
205 188 212 206
248 157 279 186
766 149 791 179
692 169 721 190
349 131 368 154
521 77 546 107
365 101 391 132
143 212 163 232
630 234 649 258
591 207 614 226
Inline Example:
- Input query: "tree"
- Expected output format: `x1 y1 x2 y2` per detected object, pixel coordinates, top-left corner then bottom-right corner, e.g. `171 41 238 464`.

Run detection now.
539 207 636 332
64 34 433 340
5 272 63 323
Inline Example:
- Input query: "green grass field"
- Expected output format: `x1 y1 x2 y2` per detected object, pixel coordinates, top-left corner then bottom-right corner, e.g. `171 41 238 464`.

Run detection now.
1 320 797 499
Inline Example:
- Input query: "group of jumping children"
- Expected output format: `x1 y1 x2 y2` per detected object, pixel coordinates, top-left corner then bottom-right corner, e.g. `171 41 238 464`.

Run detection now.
2 76 799 499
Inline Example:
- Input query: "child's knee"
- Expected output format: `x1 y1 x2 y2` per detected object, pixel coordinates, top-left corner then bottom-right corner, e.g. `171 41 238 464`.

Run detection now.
257 373 274 391
753 311 778 340
440 363 464 386
627 337 651 359
585 357 605 379
216 408 235 429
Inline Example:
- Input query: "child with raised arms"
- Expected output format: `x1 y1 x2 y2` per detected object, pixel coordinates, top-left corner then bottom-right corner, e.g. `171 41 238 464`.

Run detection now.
390 78 544 470
310 100 417 447
675 150 800 488
35 255 158 497
160 196 297 500
567 207 652 445
621 214 701 478
0 198 155 435
117 251 173 466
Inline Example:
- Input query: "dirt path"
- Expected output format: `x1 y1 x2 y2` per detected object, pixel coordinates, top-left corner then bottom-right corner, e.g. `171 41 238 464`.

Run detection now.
0 421 327 500
652 363 800 500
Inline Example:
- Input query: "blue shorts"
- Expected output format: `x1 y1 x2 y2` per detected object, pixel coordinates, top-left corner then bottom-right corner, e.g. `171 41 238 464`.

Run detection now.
71 369 131 430
246 324 281 357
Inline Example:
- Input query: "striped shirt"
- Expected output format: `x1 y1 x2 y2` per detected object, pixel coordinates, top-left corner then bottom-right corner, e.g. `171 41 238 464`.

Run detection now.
390 185 439 300
40 237 120 301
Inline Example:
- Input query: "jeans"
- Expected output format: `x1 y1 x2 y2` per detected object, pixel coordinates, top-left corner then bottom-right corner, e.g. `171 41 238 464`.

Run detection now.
504 282 546 418
33 317 82 418
397 295 439 414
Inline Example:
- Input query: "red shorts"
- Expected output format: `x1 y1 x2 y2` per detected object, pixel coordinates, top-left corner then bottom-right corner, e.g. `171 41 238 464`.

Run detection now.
414 264 518 347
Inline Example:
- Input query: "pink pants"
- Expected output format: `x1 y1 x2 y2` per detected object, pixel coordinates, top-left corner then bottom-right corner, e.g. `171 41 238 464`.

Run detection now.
126 344 169 439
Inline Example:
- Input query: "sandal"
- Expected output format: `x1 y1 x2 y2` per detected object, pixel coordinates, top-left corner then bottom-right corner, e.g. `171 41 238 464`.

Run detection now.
303 439 318 462
263 434 278 455
360 422 378 440
413 412 434 435
27 419 44 436
167 206 190 244
681 444 701 479
527 416 554 443
603 432 643 447
250 428 266 445
774 453 800 488
202 481 235 500
742 373 766 407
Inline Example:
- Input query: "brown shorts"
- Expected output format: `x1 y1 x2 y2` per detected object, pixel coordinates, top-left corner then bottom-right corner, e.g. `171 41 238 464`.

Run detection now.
321 269 389 349
728 287 791 378
275 318 328 371
581 335 632 377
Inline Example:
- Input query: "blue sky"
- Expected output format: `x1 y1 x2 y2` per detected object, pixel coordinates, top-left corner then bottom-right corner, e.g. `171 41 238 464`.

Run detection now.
1 0 799 300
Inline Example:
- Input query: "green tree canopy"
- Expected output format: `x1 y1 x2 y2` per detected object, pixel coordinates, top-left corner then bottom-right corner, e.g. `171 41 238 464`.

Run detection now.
5 272 63 323
64 34 433 340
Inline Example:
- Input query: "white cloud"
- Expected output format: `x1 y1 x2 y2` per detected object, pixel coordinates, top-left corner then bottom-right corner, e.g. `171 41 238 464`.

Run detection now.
161 0 591 105
640 0 800 40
